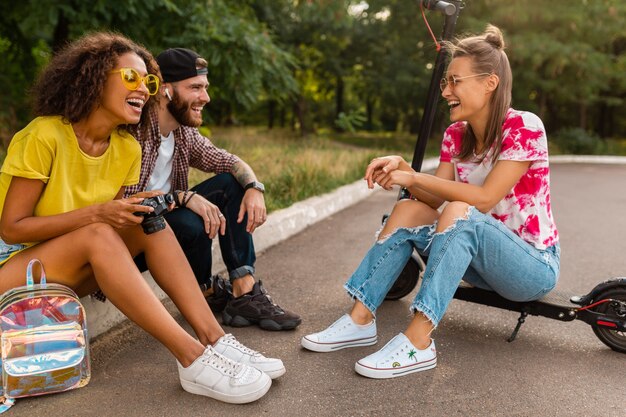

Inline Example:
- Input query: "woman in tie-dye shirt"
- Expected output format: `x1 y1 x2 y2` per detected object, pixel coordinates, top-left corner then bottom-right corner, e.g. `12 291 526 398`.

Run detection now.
302 25 560 380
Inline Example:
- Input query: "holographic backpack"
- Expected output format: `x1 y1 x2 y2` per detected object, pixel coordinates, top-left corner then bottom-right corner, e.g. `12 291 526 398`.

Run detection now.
0 259 90 412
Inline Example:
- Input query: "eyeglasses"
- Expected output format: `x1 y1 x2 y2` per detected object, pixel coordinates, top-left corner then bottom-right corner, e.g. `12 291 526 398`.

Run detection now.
440 73 491 92
110 68 160 96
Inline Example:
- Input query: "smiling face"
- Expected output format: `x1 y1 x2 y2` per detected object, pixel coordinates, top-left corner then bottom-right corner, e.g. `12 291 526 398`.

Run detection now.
166 75 210 127
442 56 494 128
100 52 150 125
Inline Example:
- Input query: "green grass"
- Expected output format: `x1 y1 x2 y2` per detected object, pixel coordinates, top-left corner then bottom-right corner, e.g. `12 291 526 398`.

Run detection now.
191 127 423 212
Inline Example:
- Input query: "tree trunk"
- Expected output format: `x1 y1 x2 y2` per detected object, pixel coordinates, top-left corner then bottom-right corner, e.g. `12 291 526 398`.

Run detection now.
335 75 344 121
52 10 70 53
579 101 587 130
294 96 314 136
366 97 373 131
267 100 276 129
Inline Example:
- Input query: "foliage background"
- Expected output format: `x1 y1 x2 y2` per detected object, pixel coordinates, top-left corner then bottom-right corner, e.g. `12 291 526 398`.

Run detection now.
1 0 624 151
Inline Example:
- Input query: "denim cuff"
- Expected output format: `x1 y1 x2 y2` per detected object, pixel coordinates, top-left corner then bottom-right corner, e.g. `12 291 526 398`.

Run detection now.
343 283 377 317
229 265 255 281
410 300 440 328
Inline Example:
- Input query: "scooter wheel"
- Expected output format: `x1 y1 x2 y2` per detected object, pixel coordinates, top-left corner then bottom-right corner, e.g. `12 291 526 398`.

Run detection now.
590 287 626 353
385 256 422 301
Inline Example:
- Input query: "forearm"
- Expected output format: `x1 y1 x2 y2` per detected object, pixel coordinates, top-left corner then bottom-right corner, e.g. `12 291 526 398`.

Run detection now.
230 160 258 188
409 174 492 212
407 187 446 210
398 159 443 208
1 205 100 244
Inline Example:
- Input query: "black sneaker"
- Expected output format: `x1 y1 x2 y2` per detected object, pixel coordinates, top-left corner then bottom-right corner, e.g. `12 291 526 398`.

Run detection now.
222 281 301 331
201 275 232 313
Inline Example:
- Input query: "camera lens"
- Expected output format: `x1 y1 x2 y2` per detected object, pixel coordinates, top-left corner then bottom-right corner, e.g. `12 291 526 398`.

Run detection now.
142 216 166 234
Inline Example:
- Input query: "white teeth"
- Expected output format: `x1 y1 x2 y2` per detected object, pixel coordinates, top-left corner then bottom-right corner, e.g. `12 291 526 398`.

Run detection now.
127 98 145 108
448 100 460 107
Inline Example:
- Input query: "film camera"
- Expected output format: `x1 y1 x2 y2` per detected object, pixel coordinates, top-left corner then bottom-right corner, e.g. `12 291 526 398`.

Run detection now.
136 194 175 234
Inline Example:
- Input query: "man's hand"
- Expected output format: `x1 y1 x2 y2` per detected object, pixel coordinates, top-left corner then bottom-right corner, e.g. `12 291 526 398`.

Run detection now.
130 190 176 210
185 193 226 239
238 189 266 233
129 190 164 199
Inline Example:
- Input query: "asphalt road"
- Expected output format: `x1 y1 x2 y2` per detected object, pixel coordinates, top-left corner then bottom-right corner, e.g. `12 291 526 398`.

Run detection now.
10 163 626 416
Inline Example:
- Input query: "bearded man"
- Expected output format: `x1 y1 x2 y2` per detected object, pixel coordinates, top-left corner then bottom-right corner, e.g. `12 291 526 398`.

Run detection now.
126 48 301 331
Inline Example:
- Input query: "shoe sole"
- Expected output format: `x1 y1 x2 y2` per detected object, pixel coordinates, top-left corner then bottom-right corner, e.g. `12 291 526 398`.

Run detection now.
222 311 302 331
354 357 437 379
300 335 378 353
180 374 272 404
262 366 286 379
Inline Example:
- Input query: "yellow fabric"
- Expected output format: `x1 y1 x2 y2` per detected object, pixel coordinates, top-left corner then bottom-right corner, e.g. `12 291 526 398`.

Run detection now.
0 116 141 264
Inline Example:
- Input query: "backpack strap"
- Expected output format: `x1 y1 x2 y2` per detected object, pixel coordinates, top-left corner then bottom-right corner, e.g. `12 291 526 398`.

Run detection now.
0 396 15 413
26 259 47 287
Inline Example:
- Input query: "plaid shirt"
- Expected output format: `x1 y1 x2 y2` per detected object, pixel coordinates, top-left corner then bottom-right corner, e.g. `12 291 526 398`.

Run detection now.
124 108 240 196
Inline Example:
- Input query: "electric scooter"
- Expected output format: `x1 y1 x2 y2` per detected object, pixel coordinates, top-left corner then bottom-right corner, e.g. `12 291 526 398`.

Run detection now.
384 0 626 353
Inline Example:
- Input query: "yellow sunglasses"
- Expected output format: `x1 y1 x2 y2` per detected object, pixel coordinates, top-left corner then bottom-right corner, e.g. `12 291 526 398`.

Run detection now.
110 68 160 96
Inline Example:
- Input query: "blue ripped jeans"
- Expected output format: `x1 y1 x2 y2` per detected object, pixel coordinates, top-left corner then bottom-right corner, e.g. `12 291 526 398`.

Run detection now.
344 206 560 327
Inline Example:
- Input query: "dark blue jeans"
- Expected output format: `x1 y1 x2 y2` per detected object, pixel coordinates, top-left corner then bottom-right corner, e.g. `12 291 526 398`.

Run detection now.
134 173 256 288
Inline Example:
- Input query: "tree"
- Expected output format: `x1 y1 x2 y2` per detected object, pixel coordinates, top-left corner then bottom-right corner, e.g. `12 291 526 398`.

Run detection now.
0 0 298 144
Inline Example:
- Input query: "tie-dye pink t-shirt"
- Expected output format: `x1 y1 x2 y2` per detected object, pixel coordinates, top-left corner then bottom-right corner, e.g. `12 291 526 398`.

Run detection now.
439 109 558 250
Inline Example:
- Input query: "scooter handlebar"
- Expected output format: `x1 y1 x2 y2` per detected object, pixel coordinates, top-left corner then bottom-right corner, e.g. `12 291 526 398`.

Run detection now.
421 0 457 16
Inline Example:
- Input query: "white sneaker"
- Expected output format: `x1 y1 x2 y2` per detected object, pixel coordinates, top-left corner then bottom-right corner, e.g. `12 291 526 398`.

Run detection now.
301 314 377 352
177 346 271 404
355 333 436 379
213 333 285 379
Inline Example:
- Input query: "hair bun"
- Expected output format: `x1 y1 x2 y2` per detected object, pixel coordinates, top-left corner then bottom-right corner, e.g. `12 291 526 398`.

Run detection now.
484 24 505 50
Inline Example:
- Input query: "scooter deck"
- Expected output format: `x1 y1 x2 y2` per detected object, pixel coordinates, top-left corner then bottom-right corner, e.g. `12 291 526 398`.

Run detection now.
455 282 579 321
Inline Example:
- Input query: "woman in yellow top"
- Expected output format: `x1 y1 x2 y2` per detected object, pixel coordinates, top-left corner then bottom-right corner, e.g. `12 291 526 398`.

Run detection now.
0 32 281 404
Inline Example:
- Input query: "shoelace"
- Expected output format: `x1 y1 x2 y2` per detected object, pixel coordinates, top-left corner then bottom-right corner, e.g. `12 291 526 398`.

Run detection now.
222 334 260 357
382 345 406 364
201 347 244 377
251 288 285 314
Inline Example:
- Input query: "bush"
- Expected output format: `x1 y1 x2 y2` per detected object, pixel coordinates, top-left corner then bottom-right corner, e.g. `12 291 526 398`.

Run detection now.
335 110 366 133
552 128 605 155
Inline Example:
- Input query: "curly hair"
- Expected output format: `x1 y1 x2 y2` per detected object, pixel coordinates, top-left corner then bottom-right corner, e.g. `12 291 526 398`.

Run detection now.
32 32 159 128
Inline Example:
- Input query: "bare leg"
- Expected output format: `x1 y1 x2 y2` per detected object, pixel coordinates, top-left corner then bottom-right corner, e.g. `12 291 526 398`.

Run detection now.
119 225 225 347
232 274 255 297
404 201 470 349
0 223 204 367
349 199 439 325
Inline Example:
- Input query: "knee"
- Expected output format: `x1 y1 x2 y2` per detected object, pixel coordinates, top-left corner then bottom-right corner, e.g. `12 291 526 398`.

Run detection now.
216 173 243 194
80 223 124 250
436 201 471 232
389 199 436 223
168 214 208 243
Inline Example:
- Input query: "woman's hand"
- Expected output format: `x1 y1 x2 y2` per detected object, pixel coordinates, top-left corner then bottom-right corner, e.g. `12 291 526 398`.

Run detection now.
373 170 418 191
95 197 154 229
364 156 410 189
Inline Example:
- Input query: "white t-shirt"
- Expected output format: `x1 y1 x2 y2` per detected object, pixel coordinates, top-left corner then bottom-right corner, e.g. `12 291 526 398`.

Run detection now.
147 132 175 193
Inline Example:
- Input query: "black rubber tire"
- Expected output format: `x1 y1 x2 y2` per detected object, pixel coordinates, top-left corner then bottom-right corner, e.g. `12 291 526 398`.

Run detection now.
385 256 422 300
590 287 626 353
